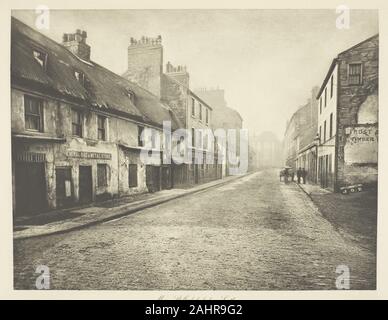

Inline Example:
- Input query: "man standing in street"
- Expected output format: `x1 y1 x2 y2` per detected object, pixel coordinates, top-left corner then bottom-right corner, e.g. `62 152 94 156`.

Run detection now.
297 167 302 184
301 168 307 184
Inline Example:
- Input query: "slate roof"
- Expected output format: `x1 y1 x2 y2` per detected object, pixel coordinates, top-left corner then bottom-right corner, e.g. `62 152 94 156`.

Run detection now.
11 17 181 129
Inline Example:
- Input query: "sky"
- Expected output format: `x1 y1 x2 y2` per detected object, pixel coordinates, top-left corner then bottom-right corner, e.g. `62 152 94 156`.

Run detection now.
12 9 378 140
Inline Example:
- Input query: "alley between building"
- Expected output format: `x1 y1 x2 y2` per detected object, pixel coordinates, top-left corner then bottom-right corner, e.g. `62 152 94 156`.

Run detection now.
14 169 376 290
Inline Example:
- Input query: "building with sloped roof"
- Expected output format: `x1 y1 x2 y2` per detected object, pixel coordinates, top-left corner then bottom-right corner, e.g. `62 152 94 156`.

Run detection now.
11 17 180 216
316 34 378 191
123 39 224 186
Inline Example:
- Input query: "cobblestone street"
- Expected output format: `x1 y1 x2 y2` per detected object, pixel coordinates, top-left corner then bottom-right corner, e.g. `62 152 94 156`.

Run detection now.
14 169 376 290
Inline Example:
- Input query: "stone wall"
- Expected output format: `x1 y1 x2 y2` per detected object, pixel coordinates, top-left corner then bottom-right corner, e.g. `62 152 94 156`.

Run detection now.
336 35 378 189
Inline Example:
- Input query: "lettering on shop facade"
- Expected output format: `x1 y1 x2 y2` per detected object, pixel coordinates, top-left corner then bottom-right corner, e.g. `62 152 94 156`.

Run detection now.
67 151 112 160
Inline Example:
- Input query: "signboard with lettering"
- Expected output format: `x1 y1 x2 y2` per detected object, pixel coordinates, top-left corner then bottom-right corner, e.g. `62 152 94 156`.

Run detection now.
344 125 378 164
67 151 112 160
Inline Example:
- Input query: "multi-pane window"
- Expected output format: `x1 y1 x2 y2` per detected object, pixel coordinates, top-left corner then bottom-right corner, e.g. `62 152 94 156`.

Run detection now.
319 126 322 143
97 164 108 187
319 97 322 114
128 164 138 188
71 109 83 137
33 49 47 70
198 130 203 148
138 126 144 147
324 88 327 107
151 130 157 149
199 104 202 121
330 75 334 98
329 113 333 138
191 128 195 147
97 115 106 141
324 120 327 142
191 98 195 116
348 63 362 85
24 95 43 132
206 108 209 124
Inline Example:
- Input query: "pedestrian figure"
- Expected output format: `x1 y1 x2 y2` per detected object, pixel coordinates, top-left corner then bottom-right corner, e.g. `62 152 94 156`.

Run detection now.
291 170 295 182
284 169 289 184
297 167 302 184
301 168 307 184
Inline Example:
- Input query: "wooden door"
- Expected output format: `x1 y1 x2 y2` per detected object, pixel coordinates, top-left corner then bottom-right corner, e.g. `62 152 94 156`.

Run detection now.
79 166 93 204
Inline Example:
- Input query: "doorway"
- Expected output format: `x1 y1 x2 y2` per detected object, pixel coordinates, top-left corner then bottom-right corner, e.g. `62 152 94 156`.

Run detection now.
56 167 73 208
146 165 161 193
14 162 47 216
79 165 93 204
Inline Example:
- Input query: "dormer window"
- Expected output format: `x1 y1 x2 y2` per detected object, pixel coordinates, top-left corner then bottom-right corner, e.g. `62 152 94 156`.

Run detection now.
127 90 135 103
74 70 85 86
33 49 47 70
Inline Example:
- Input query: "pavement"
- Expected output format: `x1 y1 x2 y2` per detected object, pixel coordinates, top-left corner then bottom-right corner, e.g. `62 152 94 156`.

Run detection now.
13 169 376 290
13 174 247 240
297 181 377 251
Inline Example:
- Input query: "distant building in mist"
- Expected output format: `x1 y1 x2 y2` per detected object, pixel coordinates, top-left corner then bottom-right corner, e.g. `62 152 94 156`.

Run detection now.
249 131 282 171
283 86 320 183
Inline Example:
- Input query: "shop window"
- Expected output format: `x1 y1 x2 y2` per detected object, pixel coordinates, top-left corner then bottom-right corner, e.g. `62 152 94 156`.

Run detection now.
97 164 108 187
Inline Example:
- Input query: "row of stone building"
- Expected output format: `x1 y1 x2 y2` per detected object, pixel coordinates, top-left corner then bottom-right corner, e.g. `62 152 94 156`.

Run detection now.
283 34 378 191
11 17 242 216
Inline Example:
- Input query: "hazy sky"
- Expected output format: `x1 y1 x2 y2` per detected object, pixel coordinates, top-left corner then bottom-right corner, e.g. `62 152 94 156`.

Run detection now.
12 9 378 140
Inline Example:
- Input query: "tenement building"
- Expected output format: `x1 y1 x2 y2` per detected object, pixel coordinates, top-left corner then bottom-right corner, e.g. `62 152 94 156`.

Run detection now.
11 18 180 216
316 34 378 191
122 37 222 186
194 88 243 177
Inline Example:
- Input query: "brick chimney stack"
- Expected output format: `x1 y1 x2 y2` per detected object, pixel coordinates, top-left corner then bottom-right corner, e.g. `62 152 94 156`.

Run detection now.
165 61 190 88
62 29 91 61
125 35 163 98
